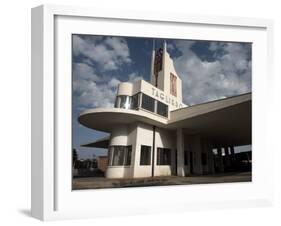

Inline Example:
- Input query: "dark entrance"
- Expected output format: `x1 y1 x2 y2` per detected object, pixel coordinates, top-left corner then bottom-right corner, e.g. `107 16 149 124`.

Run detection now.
189 152 193 174
174 149 177 176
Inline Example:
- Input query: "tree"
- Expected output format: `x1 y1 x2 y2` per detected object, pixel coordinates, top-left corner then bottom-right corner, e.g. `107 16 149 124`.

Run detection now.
73 148 78 168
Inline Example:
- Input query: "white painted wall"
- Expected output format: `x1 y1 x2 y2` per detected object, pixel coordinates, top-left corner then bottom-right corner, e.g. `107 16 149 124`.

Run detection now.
117 82 133 96
106 121 178 178
106 124 134 178
133 123 153 178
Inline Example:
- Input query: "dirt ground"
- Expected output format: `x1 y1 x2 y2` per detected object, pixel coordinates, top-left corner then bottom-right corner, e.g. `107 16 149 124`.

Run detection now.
72 171 251 190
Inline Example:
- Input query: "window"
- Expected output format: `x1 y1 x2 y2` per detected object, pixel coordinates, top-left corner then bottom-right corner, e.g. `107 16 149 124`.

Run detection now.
157 148 171 165
119 96 131 109
157 101 168 117
114 96 120 108
131 93 139 109
141 93 155 112
140 145 151 165
201 153 207 165
111 146 125 166
110 145 132 166
124 146 132 166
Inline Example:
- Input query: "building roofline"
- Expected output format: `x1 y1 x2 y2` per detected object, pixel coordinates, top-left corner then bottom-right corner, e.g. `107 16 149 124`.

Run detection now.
171 92 251 113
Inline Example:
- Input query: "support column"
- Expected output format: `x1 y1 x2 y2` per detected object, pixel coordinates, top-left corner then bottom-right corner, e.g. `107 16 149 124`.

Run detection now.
177 128 185 177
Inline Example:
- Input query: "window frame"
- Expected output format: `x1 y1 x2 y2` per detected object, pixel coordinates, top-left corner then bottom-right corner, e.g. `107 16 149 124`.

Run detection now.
141 93 155 113
109 145 132 166
157 147 172 165
140 145 152 165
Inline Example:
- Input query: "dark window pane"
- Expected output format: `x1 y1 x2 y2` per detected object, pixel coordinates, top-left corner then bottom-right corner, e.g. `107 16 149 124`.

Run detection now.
110 145 132 166
114 96 120 108
112 146 125 166
157 148 171 165
140 145 151 165
125 146 132 166
157 101 168 117
131 93 139 109
119 96 131 109
141 94 155 112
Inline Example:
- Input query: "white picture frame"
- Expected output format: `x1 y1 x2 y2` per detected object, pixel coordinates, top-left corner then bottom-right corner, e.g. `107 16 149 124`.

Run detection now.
31 4 274 221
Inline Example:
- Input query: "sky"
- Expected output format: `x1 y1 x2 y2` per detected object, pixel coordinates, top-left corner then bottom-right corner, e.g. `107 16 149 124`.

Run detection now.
72 34 252 159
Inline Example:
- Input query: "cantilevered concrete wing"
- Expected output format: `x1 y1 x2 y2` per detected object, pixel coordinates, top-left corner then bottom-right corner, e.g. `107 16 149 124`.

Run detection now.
81 135 110 149
168 93 251 146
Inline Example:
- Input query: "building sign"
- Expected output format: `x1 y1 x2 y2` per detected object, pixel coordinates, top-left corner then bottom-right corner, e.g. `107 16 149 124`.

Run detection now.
154 48 163 87
151 87 183 109
170 73 177 97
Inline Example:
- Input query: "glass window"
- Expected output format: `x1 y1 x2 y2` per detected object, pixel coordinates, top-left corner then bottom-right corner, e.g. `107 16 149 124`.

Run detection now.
131 93 139 109
114 96 120 108
112 146 125 166
110 145 132 166
119 96 131 109
141 93 155 112
140 145 151 165
157 148 171 165
124 146 132 166
157 101 168 117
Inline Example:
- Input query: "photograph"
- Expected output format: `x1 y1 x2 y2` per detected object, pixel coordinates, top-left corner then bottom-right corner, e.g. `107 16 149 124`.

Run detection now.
71 34 252 190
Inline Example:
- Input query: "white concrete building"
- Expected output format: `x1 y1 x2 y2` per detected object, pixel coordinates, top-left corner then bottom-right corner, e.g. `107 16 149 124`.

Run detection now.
79 41 251 179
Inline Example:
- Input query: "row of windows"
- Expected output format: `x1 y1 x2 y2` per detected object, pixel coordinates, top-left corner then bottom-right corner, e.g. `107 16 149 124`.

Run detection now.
108 145 172 166
109 146 209 167
140 146 172 166
141 94 168 117
114 93 168 117
114 94 140 110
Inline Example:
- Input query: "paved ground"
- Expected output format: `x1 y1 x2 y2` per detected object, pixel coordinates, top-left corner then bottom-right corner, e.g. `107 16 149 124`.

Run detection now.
72 171 251 190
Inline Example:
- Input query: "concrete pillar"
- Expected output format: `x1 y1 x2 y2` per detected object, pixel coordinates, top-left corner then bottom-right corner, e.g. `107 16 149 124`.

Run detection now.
177 128 185 176
217 147 224 173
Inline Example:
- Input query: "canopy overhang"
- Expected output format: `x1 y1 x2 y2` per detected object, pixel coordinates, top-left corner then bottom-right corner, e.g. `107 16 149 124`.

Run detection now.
79 93 251 147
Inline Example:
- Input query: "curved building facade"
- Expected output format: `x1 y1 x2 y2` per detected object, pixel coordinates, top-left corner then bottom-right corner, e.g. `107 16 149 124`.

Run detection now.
78 41 252 179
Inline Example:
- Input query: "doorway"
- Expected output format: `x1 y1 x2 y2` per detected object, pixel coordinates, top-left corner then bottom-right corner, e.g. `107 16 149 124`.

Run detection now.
189 152 194 174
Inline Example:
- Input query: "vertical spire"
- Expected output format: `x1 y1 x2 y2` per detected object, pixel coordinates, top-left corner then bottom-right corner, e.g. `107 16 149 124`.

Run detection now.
162 40 166 84
163 40 167 53
150 39 156 85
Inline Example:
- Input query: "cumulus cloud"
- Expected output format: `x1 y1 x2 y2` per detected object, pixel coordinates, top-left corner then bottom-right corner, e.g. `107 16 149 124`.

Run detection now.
72 63 120 109
72 35 138 110
73 79 118 108
73 62 99 81
73 35 131 71
128 72 144 82
173 40 251 105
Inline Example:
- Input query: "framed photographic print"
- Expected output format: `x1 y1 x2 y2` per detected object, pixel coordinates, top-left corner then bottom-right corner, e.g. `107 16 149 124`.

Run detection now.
31 4 274 221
